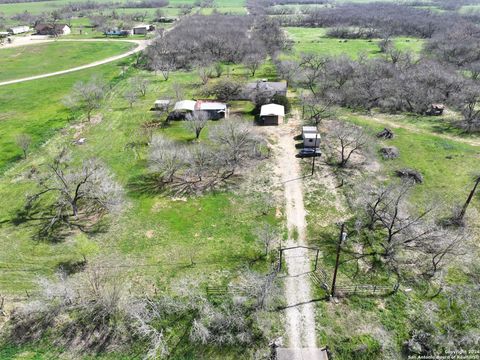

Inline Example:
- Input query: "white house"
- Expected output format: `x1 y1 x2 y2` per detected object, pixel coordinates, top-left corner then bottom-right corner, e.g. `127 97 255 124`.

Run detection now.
260 104 285 125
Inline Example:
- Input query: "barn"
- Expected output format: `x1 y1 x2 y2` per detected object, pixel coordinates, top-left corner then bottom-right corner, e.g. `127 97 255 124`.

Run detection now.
260 104 285 126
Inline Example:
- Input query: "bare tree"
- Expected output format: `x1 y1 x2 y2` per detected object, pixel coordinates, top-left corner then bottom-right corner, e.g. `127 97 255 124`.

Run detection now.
203 77 244 102
349 181 463 282
64 78 105 122
450 82 480 133
171 82 184 101
148 119 263 195
185 111 209 140
300 92 334 126
15 133 32 160
124 88 138 108
197 65 213 85
275 59 299 87
255 223 279 257
130 76 150 97
243 52 265 77
24 150 124 239
326 121 369 167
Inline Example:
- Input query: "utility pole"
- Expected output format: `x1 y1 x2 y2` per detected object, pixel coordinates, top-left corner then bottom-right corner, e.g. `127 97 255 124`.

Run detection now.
331 223 347 298
311 125 319 176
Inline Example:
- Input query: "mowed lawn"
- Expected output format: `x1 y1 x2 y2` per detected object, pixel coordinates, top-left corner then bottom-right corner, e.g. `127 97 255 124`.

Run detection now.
284 27 424 58
0 41 134 82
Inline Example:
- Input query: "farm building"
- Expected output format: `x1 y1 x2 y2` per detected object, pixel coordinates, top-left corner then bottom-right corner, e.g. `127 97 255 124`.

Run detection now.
133 24 154 35
35 24 71 36
195 101 228 120
259 104 285 125
7 26 29 35
303 133 321 148
154 100 171 111
238 80 288 100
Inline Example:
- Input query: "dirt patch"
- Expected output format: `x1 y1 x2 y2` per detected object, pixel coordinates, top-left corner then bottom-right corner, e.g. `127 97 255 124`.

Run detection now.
145 230 155 239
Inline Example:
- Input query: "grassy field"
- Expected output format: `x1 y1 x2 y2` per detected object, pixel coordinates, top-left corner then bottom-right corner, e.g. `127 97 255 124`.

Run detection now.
0 58 278 292
0 61 127 174
0 41 134 81
284 27 424 59
0 0 246 18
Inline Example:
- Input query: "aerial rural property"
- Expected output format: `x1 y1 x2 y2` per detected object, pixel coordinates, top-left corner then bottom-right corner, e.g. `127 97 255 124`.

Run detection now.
0 0 480 359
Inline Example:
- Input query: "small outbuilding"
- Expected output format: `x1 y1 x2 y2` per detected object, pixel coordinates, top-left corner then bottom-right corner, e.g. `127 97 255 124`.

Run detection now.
133 24 154 35
303 133 321 148
154 99 171 111
196 101 228 120
260 104 285 126
7 25 29 35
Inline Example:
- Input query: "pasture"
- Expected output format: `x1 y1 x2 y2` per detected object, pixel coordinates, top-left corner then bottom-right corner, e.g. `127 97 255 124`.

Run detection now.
0 41 134 81
285 27 424 58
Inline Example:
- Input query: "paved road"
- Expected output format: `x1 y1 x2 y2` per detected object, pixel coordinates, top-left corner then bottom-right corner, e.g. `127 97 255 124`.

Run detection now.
0 39 149 87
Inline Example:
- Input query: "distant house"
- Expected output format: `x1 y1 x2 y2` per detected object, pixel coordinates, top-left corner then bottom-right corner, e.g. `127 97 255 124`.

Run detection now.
259 104 285 126
195 100 228 120
133 24 154 35
238 80 288 100
154 99 171 111
7 25 29 35
35 23 71 36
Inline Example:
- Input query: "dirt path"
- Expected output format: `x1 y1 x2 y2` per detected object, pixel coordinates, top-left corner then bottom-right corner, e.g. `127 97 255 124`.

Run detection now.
272 111 327 359
355 113 480 147
0 39 149 87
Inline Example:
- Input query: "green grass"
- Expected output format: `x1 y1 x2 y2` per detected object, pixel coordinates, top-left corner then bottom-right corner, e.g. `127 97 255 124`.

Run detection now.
0 61 126 174
284 27 424 59
0 41 134 82
0 60 279 294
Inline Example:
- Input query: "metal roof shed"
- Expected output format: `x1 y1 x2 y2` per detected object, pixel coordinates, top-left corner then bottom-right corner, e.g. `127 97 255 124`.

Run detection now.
260 104 285 117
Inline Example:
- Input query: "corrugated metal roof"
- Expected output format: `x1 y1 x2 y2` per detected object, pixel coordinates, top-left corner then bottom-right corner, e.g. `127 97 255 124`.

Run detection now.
304 133 321 139
302 126 317 133
174 100 196 112
198 102 226 111
260 104 285 117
